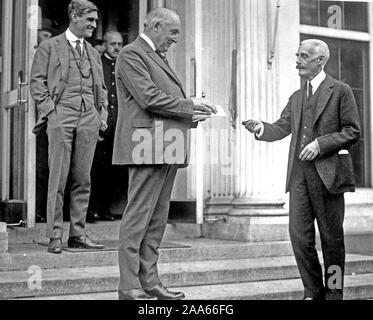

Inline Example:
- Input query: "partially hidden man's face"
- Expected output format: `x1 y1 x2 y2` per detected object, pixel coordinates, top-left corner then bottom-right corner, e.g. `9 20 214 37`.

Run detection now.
153 16 180 53
105 34 123 59
296 43 323 81
72 10 98 38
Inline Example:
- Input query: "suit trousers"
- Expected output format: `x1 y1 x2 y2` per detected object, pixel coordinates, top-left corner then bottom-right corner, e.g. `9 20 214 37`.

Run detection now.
46 102 101 239
118 164 178 290
289 159 345 300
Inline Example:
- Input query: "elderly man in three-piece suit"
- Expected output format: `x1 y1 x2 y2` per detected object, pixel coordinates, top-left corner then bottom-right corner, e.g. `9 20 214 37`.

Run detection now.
113 8 216 300
30 0 107 254
244 39 360 300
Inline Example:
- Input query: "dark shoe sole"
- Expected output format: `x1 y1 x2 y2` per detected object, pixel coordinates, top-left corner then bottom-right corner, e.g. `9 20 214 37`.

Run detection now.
47 248 62 254
67 244 105 250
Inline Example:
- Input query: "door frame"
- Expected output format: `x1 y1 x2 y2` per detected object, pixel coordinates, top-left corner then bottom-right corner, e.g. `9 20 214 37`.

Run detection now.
0 0 38 227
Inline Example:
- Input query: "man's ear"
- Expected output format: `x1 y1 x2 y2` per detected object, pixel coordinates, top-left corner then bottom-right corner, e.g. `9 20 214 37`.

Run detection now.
318 56 325 66
154 22 160 33
71 12 77 23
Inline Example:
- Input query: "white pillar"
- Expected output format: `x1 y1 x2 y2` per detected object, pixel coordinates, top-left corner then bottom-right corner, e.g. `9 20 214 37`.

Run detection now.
0 222 8 253
229 0 288 217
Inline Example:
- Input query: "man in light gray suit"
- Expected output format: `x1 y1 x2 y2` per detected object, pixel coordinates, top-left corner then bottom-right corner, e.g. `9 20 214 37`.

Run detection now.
113 8 216 300
30 0 108 254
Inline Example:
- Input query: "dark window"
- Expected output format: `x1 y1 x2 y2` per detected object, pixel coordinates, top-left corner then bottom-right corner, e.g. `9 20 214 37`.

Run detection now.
300 0 368 32
301 35 371 187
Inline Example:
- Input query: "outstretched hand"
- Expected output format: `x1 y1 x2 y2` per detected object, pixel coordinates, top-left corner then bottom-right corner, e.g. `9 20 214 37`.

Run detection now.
242 119 262 134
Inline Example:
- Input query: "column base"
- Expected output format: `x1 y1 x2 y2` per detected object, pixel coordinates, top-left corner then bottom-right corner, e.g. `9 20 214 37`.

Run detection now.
202 197 290 242
0 222 8 253
204 197 233 217
229 198 287 216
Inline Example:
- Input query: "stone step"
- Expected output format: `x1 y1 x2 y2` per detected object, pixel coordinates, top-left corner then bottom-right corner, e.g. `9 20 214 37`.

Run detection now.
7 222 202 244
1 253 373 299
16 273 373 300
0 239 294 272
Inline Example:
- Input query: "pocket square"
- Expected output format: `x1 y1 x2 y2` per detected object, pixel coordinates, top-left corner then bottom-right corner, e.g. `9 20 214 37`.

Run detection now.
338 150 349 155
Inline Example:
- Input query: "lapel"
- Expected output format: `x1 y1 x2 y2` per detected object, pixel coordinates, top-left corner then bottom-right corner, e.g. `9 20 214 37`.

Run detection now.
292 88 303 136
136 37 186 97
85 40 99 88
55 33 70 82
313 75 334 125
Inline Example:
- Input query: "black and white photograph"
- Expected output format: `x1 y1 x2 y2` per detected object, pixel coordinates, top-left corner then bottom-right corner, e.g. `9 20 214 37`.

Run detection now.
0 0 372 308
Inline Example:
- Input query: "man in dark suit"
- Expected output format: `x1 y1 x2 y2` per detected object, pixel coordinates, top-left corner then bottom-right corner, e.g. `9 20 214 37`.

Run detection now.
113 8 216 300
30 0 108 254
88 31 125 222
243 39 360 300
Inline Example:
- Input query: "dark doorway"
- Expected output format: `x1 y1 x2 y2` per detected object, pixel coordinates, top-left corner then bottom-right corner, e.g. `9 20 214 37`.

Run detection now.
35 0 139 222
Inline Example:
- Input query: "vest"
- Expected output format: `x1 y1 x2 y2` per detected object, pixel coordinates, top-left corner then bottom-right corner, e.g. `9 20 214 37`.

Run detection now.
296 84 322 156
57 43 94 110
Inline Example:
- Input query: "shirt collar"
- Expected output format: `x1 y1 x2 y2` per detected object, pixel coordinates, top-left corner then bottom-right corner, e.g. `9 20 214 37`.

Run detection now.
309 70 326 93
104 52 115 61
140 33 156 51
65 28 85 44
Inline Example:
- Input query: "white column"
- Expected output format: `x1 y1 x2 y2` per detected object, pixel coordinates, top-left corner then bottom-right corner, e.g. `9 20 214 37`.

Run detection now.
229 0 289 217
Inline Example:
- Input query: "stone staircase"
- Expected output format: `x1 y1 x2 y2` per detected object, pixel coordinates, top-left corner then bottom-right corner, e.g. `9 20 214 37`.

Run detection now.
1 221 373 300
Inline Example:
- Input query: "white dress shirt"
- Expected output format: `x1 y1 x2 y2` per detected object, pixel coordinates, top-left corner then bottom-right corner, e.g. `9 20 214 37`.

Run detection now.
308 70 326 95
65 28 84 54
140 33 156 51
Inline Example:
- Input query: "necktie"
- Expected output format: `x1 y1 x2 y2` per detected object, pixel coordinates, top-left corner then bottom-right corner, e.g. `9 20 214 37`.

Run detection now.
75 39 82 57
155 50 170 67
307 82 313 100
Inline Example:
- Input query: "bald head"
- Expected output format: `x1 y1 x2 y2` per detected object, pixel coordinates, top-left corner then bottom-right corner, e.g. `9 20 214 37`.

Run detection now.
296 39 330 80
104 31 123 59
300 39 330 67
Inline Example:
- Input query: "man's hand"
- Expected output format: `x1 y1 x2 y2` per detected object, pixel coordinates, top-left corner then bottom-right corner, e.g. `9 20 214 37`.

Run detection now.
100 120 108 132
299 140 319 161
192 98 217 116
192 114 210 123
242 119 262 134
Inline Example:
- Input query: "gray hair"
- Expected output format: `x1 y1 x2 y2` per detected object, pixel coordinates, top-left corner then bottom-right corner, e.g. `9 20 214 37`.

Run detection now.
301 39 330 66
103 31 123 43
143 7 179 31
68 0 98 20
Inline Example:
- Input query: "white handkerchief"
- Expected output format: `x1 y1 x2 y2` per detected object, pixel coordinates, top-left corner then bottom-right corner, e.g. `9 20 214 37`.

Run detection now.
338 150 349 155
211 105 227 117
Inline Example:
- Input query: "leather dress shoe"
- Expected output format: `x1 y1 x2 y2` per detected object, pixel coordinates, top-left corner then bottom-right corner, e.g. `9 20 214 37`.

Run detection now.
118 289 157 300
67 235 104 249
100 212 115 221
145 283 185 300
86 210 100 223
48 238 62 254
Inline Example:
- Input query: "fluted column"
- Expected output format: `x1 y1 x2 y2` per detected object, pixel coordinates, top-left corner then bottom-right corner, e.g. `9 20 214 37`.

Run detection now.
229 0 288 217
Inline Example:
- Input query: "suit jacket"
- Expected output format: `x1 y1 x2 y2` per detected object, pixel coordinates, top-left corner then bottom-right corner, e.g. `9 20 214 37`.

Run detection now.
112 36 196 167
258 74 361 194
30 33 108 135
